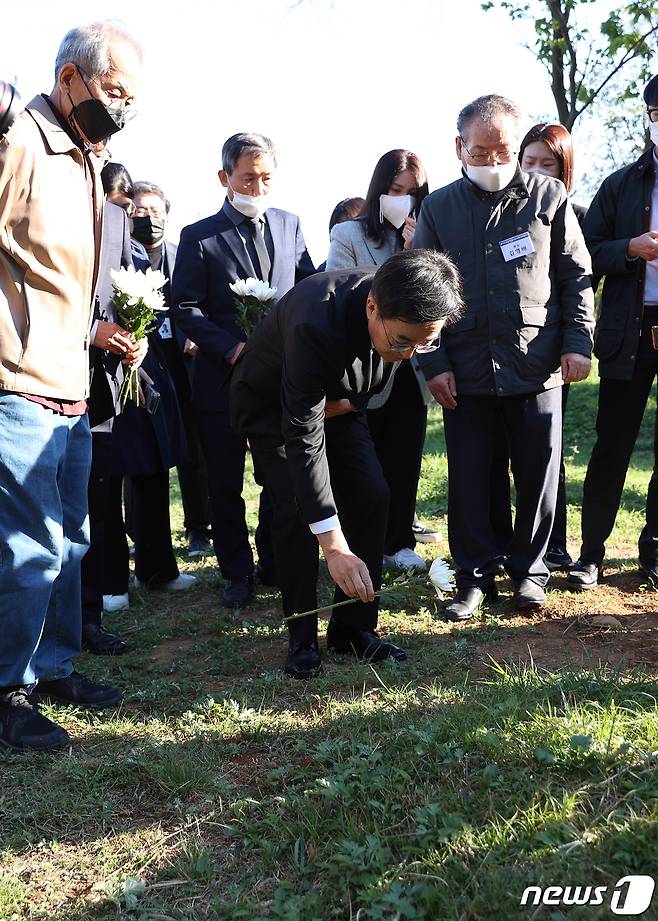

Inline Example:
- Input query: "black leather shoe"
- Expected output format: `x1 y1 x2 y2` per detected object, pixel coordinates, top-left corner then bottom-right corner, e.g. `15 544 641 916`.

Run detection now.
31 671 122 708
445 585 498 622
285 640 321 679
326 623 407 662
82 623 128 656
221 576 254 608
0 688 70 752
638 560 658 588
567 560 601 591
544 548 573 572
513 578 546 611
255 564 279 588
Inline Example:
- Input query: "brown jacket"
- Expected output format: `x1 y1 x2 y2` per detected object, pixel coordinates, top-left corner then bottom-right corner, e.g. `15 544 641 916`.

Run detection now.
0 95 103 400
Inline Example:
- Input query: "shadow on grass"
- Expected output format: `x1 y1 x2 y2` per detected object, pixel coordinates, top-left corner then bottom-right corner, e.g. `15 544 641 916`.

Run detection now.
5 661 658 921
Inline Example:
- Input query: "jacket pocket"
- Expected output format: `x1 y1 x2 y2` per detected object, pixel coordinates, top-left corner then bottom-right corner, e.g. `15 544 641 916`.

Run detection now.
593 310 626 361
517 304 560 328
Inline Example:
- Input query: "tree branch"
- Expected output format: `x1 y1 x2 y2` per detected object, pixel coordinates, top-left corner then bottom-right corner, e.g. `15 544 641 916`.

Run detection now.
575 22 658 119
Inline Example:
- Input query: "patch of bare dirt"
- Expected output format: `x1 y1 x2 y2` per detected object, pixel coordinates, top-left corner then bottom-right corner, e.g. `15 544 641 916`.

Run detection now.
476 568 658 675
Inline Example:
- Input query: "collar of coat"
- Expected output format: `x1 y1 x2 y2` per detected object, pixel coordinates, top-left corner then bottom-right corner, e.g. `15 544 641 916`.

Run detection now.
461 165 529 204
25 94 85 156
634 146 656 177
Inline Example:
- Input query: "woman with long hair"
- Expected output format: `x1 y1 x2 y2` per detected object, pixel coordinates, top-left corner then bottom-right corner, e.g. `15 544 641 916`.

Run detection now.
326 149 439 572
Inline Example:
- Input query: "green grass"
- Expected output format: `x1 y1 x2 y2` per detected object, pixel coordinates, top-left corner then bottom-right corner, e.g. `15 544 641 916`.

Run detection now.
2 374 658 920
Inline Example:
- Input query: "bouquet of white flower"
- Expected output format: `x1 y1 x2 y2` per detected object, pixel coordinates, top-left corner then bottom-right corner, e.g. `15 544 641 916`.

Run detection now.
110 267 167 407
229 277 278 336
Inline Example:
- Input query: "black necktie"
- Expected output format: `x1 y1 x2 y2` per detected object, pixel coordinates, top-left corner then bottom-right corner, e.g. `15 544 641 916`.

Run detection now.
250 217 271 282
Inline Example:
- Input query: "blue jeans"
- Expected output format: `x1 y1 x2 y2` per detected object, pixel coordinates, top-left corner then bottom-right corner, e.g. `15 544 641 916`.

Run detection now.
0 394 91 689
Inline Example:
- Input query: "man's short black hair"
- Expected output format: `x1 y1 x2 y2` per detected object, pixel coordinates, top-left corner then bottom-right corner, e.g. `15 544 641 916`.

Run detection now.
644 74 658 107
101 161 133 197
370 249 464 325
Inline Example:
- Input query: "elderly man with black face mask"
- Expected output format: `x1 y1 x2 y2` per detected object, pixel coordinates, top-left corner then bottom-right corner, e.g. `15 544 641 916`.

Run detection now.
414 94 594 622
0 21 142 752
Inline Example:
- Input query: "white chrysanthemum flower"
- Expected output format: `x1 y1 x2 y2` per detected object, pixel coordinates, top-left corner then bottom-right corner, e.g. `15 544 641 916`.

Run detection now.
229 277 277 301
111 266 166 302
428 558 456 597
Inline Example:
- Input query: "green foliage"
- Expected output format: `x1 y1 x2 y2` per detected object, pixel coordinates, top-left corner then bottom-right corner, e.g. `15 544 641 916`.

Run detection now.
483 0 658 137
113 289 159 339
233 293 275 336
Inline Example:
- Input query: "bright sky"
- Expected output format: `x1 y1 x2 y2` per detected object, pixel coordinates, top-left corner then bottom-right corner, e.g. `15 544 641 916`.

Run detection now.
4 0 619 264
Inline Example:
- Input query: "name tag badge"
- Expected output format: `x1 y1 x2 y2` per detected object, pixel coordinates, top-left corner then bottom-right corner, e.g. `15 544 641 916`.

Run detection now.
499 232 535 262
158 317 173 340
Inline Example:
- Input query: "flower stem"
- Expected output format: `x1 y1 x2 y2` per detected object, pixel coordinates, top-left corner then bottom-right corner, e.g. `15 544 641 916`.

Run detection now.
282 586 406 623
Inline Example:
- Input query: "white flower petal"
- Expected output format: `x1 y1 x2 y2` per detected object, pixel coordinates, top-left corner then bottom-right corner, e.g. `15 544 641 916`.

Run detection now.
428 557 456 595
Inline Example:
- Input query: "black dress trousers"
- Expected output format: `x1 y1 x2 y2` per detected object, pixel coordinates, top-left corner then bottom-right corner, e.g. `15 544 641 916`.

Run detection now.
195 409 275 581
82 433 122 627
367 361 427 554
489 383 571 559
158 336 211 534
443 388 562 589
580 309 658 566
250 411 390 643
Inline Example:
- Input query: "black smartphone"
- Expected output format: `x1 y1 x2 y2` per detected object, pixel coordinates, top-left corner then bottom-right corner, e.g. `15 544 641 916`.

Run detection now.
144 382 161 416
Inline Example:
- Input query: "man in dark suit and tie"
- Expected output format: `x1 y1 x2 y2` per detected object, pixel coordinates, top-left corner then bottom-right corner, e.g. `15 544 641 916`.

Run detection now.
231 250 464 678
172 133 315 607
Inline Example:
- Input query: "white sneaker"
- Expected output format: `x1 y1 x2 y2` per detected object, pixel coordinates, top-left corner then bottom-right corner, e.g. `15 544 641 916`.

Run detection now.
383 548 427 572
134 573 197 591
102 593 130 613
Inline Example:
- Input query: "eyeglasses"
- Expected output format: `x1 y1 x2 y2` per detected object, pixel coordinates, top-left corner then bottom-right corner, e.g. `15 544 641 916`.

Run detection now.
379 315 440 353
78 66 138 122
459 137 517 165
648 107 658 124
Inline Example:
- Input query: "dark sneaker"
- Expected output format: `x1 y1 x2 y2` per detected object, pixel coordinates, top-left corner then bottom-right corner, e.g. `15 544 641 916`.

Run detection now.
411 520 442 543
31 671 122 708
188 530 212 558
0 688 70 752
221 576 254 608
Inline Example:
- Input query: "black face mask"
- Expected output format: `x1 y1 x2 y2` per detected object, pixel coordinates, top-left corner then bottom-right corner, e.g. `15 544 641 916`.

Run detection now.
131 214 165 246
68 68 127 145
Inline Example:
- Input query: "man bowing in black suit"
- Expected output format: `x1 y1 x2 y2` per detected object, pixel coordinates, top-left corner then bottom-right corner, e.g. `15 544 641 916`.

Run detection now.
172 133 315 607
231 250 464 678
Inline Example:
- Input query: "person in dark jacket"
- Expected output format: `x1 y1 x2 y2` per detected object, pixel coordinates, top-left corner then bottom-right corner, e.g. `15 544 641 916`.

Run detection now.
568 76 658 591
490 122 589 575
98 163 195 615
231 250 464 679
414 94 594 621
132 180 212 560
172 133 315 609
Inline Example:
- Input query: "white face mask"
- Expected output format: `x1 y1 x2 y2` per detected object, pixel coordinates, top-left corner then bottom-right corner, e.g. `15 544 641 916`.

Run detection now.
650 122 658 147
228 180 269 219
379 193 416 229
465 161 518 192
